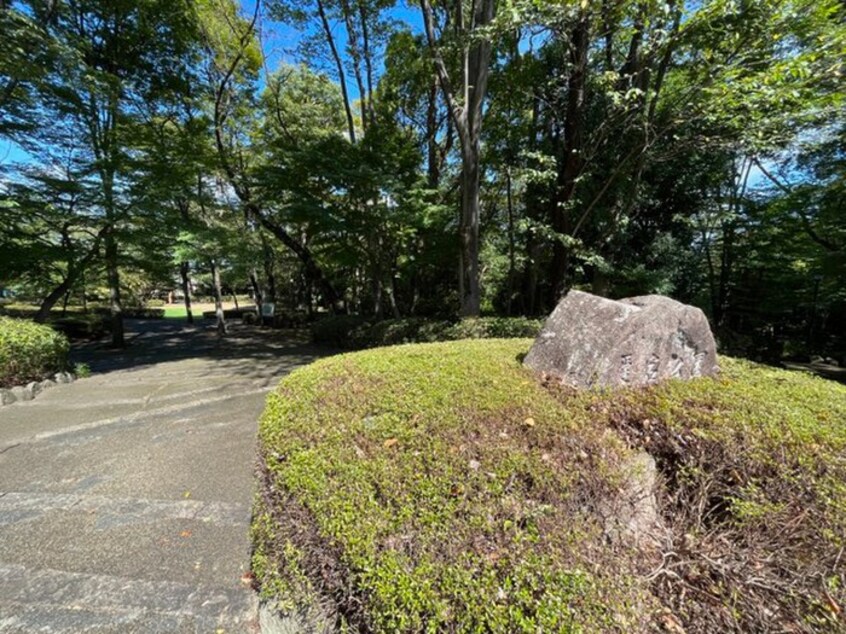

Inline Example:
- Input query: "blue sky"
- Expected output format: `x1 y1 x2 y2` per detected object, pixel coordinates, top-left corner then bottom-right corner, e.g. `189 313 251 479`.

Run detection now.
0 142 24 165
0 1 425 167
249 0 424 98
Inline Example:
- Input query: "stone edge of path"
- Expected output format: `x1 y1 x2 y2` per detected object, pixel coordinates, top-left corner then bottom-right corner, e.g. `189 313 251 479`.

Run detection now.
0 372 76 407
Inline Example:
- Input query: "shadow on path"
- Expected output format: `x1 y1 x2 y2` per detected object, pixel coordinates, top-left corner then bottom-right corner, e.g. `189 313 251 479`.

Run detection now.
71 318 335 382
0 318 336 632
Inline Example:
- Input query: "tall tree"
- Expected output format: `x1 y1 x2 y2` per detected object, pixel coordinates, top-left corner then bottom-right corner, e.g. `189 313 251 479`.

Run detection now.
267 0 393 143
7 0 200 346
419 0 496 316
0 167 105 320
199 0 344 311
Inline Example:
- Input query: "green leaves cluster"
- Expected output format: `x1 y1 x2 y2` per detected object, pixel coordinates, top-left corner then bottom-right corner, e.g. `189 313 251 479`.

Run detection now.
0 316 70 387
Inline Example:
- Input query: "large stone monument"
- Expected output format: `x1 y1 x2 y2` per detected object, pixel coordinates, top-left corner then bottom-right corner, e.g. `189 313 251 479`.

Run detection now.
524 291 719 388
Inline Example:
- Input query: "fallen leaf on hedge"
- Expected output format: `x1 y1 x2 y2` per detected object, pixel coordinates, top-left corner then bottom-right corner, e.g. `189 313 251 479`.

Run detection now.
383 438 398 448
824 591 840 615
180 530 192 538
523 417 535 428
658 611 685 633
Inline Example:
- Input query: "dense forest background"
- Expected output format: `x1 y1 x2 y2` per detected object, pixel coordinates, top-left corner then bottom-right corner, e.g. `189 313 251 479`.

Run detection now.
1 0 843 360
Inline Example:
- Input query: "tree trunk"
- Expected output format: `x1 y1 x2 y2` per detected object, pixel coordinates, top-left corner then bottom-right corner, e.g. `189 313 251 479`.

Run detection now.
372 277 383 319
213 155 339 311
34 217 92 322
210 16 344 315
180 261 194 324
522 92 542 316
426 79 440 187
549 12 589 305
339 0 369 135
459 143 482 316
702 220 720 323
387 271 401 319
368 231 383 318
409 240 420 315
249 268 263 312
261 232 277 303
420 0 495 317
35 276 74 323
304 274 314 318
104 229 124 347
716 219 735 328
81 271 87 312
358 0 376 128
316 0 356 143
526 235 541 316
506 167 516 315
351 267 360 314
254 211 342 311
210 259 227 336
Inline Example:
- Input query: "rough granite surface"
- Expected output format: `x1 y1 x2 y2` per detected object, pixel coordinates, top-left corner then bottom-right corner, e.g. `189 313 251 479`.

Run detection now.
524 290 719 388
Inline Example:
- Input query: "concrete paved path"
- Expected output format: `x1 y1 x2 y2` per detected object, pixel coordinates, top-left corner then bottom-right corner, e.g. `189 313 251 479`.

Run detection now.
0 320 326 633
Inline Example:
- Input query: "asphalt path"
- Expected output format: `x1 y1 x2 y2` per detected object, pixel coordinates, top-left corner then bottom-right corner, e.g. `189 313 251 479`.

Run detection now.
0 319 326 633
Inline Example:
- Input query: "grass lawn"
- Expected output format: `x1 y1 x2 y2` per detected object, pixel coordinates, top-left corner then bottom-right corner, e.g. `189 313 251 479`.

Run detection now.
163 305 190 319
0 302 100 316
254 339 846 633
161 301 252 320
1 300 255 322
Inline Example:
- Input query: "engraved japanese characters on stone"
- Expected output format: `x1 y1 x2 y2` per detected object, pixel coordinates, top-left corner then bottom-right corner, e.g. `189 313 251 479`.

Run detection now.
524 291 719 388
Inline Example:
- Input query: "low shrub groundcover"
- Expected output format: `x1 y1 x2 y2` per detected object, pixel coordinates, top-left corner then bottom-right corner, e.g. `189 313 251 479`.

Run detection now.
123 307 165 319
50 314 111 339
0 305 111 340
201 307 255 321
254 339 846 633
0 316 70 388
311 315 543 349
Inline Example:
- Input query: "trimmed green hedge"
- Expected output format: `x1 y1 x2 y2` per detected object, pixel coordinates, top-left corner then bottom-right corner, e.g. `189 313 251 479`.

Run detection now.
312 315 543 349
0 306 111 340
254 341 846 633
442 317 543 340
310 315 371 347
51 314 110 340
201 307 256 320
123 307 165 319
0 316 70 387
